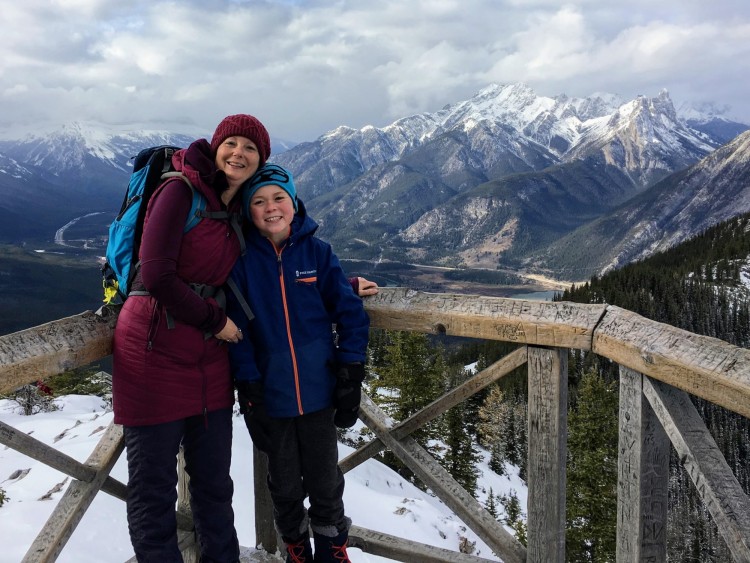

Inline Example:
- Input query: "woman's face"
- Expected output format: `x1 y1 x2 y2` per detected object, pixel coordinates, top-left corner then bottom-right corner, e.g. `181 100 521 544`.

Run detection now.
214 135 261 189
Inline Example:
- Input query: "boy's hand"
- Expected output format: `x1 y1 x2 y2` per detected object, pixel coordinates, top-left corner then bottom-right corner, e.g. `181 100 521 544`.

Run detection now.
333 363 366 428
236 381 273 452
356 277 379 297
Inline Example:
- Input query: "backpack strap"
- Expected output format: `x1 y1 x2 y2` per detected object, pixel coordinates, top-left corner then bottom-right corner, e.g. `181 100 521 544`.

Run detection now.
160 172 246 255
226 276 255 322
132 173 254 328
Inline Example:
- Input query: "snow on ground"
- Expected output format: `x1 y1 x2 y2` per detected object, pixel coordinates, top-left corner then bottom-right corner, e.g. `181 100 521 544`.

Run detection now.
0 396 526 562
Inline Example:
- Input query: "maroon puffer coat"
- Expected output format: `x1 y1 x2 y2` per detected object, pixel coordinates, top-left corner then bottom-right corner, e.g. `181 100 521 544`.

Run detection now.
113 139 243 426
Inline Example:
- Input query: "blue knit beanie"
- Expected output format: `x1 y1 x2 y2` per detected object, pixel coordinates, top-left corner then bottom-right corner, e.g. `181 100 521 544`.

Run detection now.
242 164 298 217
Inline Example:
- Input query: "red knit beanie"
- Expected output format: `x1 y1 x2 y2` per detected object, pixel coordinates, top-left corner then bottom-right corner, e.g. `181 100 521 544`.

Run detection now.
210 114 271 165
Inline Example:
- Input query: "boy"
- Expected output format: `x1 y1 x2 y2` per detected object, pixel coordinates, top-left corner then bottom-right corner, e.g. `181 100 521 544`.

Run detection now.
227 164 370 563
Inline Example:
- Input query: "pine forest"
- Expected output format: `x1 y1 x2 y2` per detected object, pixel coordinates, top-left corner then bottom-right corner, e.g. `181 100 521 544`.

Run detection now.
358 212 750 562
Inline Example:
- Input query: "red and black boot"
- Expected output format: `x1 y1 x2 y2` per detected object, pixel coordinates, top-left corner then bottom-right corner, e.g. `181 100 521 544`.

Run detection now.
284 532 314 563
312 530 351 562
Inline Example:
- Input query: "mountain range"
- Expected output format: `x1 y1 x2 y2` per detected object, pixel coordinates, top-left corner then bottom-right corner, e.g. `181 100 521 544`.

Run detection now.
0 83 747 282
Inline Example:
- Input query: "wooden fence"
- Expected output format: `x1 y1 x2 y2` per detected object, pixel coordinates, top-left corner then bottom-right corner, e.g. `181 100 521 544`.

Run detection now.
1 287 749 562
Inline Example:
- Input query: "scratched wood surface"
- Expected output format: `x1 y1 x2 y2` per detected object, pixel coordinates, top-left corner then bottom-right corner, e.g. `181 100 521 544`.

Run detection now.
364 287 606 350
526 346 568 563
0 306 118 394
643 378 750 561
616 367 669 562
3 294 749 423
593 305 750 419
22 423 123 563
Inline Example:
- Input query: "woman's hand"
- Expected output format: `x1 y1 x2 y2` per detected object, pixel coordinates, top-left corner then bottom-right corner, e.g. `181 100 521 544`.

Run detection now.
215 317 244 344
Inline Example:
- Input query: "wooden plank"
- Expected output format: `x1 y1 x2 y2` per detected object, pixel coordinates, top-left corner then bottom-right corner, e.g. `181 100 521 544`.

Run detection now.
358 394 526 563
593 305 750 419
339 346 527 474
526 346 567 563
643 378 750 561
177 448 199 562
363 287 605 350
253 447 279 554
616 367 669 562
0 306 119 394
22 422 124 563
349 524 499 562
0 418 127 501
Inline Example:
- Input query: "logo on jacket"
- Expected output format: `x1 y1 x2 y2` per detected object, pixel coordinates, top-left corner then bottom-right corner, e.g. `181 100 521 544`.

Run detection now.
296 269 317 284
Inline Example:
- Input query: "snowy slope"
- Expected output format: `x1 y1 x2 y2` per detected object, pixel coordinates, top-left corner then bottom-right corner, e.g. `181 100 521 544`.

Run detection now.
0 396 524 562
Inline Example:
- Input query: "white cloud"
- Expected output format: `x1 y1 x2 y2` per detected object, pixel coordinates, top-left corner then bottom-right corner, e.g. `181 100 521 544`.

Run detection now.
0 0 749 141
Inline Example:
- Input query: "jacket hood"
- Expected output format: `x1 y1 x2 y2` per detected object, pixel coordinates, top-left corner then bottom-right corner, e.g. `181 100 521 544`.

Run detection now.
171 138 228 210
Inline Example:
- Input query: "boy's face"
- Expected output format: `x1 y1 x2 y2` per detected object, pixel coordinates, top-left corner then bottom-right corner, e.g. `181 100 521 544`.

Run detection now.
248 184 296 245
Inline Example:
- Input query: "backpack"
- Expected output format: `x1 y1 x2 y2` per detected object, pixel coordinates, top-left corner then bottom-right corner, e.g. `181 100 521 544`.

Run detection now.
101 145 210 304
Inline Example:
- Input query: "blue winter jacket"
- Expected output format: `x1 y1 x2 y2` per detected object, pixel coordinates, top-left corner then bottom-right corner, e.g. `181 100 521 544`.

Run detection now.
227 200 370 418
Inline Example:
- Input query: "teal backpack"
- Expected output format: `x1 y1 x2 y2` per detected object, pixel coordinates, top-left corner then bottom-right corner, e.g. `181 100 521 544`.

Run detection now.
101 145 209 304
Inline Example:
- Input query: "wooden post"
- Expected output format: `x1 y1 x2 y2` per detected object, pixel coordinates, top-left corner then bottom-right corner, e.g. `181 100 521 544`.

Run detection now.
177 447 199 563
348 524 500 562
253 447 278 554
359 394 526 563
339 346 528 474
643 378 750 561
616 367 669 562
526 345 567 563
22 423 124 563
0 418 127 501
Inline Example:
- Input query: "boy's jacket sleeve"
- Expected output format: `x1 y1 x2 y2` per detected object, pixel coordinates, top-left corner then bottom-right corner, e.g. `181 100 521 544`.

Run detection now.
316 242 370 364
226 263 263 384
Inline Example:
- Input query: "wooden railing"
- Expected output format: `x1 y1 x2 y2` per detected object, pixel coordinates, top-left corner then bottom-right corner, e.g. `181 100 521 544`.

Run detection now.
1 287 749 562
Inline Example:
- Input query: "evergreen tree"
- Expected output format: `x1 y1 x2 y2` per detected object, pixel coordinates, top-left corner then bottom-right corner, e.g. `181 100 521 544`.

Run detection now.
370 330 445 476
477 383 528 479
566 370 618 562
560 212 750 561
441 364 481 495
484 487 499 519
372 330 444 429
500 489 527 546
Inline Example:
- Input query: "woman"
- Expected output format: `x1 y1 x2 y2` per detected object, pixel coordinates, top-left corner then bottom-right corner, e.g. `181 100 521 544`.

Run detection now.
113 114 270 562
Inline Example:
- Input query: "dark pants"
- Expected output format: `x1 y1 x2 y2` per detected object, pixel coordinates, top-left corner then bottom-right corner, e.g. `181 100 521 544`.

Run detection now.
262 407 347 540
124 409 239 563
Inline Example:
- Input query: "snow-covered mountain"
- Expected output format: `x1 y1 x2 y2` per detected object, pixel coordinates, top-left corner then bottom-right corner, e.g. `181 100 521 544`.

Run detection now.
0 123 291 244
528 129 750 279
274 84 723 200
0 124 197 243
0 83 747 281
267 84 746 274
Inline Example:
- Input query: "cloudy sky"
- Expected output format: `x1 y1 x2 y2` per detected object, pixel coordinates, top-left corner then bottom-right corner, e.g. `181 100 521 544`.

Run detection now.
3 0 750 142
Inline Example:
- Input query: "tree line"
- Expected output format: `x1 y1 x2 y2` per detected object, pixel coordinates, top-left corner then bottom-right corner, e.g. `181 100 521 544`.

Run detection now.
558 211 750 561
359 212 750 561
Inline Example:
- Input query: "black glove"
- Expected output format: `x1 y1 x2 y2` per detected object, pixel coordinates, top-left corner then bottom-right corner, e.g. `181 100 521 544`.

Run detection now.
333 363 366 429
236 381 274 453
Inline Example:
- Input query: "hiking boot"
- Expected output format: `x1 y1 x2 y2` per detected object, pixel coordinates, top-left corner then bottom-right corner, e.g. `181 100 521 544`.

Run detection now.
284 533 313 563
313 530 351 562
